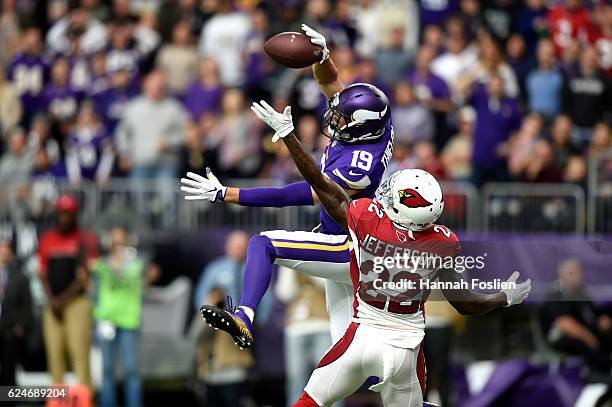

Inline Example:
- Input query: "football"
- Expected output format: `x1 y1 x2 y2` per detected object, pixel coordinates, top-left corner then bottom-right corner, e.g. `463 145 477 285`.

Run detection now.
264 32 322 69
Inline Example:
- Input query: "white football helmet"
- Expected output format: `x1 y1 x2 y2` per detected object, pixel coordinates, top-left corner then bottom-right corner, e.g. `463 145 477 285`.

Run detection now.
376 169 444 231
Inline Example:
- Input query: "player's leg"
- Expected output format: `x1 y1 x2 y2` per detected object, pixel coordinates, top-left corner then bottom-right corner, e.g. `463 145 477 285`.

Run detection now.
323 280 354 342
263 230 354 342
264 230 351 284
274 257 354 344
201 230 350 349
293 392 320 407
376 343 425 407
301 323 369 406
200 233 274 348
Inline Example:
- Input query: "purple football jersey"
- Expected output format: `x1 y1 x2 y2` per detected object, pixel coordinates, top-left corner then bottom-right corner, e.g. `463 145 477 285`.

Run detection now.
66 128 112 180
42 85 83 120
319 120 395 234
6 54 50 113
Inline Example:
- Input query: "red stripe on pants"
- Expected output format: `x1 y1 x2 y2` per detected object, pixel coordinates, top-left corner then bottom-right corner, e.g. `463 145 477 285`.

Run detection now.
292 391 320 407
417 343 426 397
315 322 359 369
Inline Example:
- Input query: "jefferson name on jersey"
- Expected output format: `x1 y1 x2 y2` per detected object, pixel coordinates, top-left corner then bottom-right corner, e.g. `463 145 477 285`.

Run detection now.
346 197 460 348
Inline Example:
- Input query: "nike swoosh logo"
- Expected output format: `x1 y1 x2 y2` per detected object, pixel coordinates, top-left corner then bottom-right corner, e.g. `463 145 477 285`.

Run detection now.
348 170 363 176
333 169 371 189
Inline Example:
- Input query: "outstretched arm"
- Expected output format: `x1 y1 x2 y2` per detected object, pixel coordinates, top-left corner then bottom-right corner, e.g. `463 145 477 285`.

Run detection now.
282 132 350 229
439 270 531 315
312 58 343 99
181 170 317 208
301 24 344 99
249 100 350 228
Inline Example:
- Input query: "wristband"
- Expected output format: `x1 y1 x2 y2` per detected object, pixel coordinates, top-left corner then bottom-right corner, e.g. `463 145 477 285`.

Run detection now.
215 187 227 202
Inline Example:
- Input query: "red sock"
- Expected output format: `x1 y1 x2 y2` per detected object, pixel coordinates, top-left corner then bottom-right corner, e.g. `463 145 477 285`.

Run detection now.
292 392 320 407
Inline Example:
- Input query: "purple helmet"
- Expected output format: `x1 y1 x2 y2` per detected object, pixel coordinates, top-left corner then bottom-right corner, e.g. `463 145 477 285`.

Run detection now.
321 83 390 143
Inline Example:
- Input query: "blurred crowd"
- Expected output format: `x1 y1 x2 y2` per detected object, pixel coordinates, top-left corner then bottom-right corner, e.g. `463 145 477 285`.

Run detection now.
0 194 158 407
0 0 610 223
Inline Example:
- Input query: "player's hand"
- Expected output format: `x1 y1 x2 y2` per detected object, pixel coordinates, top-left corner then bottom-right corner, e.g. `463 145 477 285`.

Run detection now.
180 168 227 202
501 271 532 307
251 100 294 142
301 24 329 63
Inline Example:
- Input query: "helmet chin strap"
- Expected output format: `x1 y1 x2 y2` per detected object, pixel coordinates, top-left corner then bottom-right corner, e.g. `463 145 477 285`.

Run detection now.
327 125 337 138
379 201 417 240
391 221 416 240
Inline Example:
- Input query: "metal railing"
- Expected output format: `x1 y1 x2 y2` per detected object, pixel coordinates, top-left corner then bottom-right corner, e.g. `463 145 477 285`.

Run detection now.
94 178 188 231
2 177 608 236
181 180 480 233
588 150 612 234
439 181 480 232
482 183 586 234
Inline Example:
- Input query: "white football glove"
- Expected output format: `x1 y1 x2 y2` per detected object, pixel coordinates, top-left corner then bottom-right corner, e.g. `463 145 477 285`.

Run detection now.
501 271 532 307
180 169 227 202
250 100 294 142
301 23 329 63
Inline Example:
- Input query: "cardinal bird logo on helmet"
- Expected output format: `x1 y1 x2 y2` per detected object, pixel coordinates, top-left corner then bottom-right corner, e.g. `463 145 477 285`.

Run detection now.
398 188 432 208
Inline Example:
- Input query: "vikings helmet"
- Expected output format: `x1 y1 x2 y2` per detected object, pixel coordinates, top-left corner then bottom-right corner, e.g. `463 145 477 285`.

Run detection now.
376 169 444 231
321 83 390 143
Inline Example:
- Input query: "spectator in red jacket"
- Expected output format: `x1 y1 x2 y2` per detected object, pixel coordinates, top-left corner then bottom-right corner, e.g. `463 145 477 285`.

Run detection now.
38 194 98 390
548 0 593 56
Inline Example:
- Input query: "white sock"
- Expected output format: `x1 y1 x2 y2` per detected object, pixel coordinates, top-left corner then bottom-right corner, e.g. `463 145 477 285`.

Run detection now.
239 306 255 323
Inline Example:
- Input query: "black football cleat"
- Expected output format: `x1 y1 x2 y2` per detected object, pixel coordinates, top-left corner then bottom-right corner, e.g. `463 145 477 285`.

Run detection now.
200 305 254 350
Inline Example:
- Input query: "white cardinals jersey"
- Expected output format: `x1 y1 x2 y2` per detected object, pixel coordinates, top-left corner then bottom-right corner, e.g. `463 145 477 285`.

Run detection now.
347 197 460 348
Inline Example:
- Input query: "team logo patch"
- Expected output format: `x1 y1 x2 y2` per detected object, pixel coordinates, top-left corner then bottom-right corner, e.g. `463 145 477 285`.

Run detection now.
398 188 432 208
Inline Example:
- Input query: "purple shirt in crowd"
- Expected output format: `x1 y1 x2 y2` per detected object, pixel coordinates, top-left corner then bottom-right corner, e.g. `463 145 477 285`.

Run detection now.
471 84 521 167
42 85 83 121
105 47 141 76
405 70 450 101
66 127 112 181
245 32 268 89
6 53 50 114
182 81 223 120
92 86 138 132
32 161 68 179
419 0 459 28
